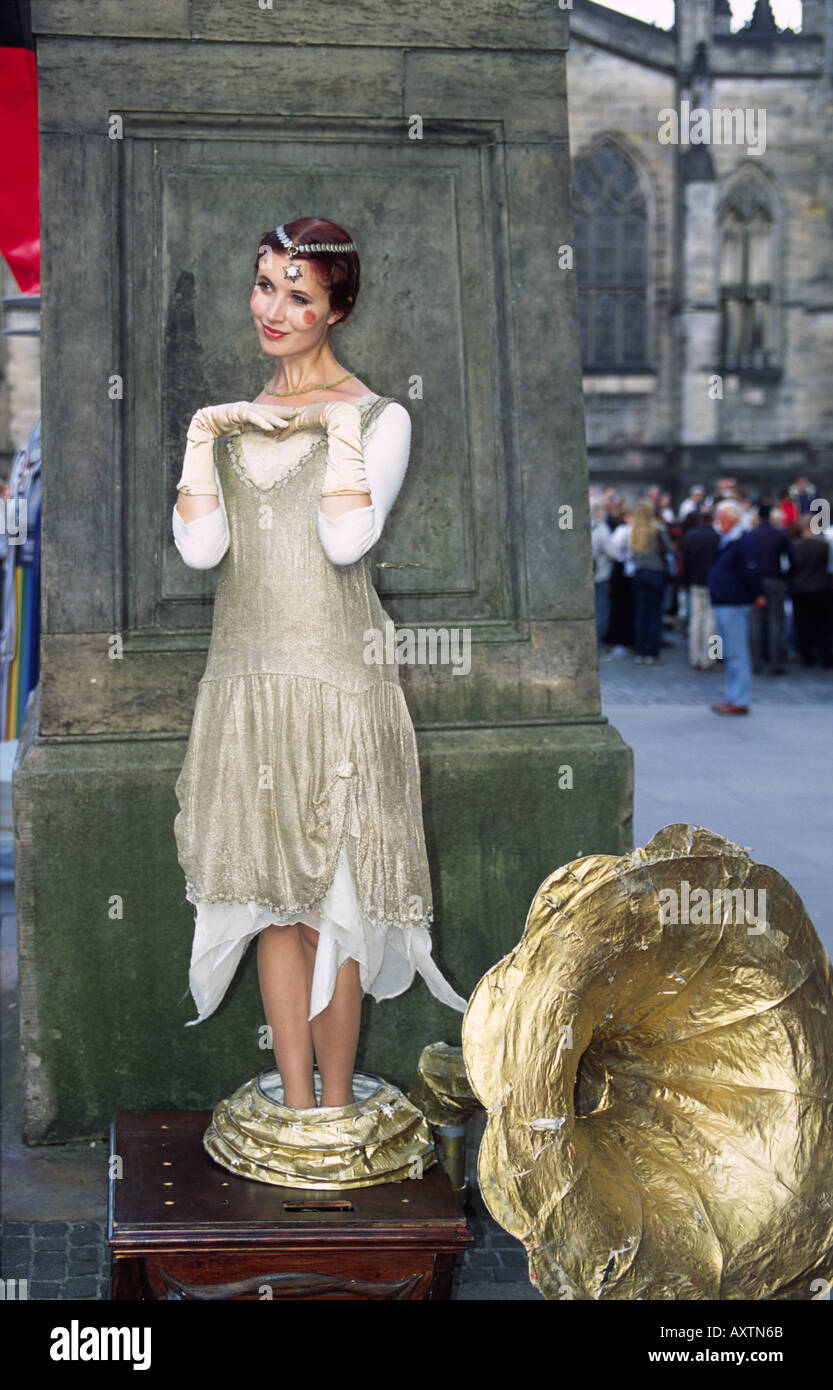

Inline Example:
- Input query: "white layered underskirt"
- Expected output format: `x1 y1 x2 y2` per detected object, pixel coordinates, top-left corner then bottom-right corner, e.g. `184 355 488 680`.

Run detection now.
185 832 468 1026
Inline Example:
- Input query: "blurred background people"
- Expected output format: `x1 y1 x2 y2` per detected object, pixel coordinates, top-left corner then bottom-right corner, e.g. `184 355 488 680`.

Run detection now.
778 488 799 528
591 501 619 653
707 500 766 714
679 484 705 520
789 476 817 516
628 500 671 664
658 490 675 525
603 487 622 532
791 514 833 668
747 501 796 675
681 509 720 670
601 504 634 659
588 476 832 683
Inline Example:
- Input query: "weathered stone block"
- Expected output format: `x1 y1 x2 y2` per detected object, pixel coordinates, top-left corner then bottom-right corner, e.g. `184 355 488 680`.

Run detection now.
19 0 633 1140
14 713 631 1141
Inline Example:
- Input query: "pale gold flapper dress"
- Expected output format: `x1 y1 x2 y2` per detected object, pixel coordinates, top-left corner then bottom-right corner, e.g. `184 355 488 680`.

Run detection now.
173 393 467 1023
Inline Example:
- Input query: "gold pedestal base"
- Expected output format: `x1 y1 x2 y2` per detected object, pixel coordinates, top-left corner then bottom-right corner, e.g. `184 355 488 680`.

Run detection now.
204 1069 436 1189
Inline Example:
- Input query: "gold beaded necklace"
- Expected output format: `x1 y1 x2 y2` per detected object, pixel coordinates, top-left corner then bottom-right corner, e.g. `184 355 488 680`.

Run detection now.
263 370 356 397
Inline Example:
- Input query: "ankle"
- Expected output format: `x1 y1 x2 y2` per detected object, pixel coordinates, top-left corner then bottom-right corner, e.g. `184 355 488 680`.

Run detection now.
278 1067 316 1110
320 1088 355 1108
284 1087 316 1110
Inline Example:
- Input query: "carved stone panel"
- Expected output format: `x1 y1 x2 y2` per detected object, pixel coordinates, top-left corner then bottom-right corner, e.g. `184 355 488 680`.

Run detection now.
117 117 523 641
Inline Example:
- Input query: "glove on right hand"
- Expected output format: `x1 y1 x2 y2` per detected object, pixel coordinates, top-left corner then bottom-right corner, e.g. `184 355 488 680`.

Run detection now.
275 400 367 496
176 402 301 496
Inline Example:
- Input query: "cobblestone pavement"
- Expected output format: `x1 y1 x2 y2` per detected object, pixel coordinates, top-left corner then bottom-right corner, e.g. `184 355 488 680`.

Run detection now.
0 1221 110 1301
0 1202 543 1302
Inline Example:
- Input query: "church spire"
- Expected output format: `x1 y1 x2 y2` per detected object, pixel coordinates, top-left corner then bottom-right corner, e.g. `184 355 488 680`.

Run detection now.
747 0 778 34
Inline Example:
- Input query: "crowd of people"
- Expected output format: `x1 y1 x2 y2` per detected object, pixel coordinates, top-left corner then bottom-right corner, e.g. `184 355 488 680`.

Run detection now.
590 476 833 714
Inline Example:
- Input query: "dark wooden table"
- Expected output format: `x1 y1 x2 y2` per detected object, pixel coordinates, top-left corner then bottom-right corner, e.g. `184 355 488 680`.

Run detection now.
108 1110 472 1300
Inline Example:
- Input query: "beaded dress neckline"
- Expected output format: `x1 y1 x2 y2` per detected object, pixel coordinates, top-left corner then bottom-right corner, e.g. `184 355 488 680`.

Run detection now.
231 394 383 492
252 392 380 407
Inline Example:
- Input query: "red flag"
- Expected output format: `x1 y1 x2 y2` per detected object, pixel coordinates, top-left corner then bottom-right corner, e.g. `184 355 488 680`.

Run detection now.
0 45 40 293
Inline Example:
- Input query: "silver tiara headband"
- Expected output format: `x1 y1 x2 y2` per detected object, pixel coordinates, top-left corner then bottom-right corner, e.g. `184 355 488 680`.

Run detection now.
273 223 357 281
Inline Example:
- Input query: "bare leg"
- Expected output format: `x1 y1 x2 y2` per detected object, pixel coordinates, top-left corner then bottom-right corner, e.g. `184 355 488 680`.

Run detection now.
300 924 363 1107
257 923 316 1109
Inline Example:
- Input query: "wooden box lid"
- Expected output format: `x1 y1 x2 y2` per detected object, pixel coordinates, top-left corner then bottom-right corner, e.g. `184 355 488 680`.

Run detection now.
108 1111 472 1253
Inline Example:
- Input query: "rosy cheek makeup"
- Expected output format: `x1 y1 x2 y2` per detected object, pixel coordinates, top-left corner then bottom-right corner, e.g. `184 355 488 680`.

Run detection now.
302 309 316 326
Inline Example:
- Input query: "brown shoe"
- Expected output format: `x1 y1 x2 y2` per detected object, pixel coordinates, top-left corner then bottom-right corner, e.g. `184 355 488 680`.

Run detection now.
711 702 749 714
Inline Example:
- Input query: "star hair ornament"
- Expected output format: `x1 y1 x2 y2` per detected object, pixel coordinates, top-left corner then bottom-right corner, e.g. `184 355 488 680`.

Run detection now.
274 223 358 282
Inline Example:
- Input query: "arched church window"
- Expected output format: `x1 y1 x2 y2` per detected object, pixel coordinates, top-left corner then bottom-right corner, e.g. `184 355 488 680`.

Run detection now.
573 140 649 370
719 173 777 375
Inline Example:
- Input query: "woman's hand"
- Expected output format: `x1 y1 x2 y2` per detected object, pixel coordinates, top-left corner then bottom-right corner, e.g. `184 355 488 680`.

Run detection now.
176 401 299 496
194 401 301 437
268 400 369 500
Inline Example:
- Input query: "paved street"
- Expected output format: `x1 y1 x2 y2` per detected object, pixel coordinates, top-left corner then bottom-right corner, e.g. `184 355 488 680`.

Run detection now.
600 627 832 959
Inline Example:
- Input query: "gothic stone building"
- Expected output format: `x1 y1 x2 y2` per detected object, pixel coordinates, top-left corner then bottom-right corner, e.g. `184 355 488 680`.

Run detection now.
568 0 833 506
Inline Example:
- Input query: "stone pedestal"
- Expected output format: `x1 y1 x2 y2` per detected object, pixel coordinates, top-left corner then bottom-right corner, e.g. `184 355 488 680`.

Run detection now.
17 0 632 1141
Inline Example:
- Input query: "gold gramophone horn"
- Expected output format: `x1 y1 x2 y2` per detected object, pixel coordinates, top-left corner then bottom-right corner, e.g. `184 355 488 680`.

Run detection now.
462 825 833 1300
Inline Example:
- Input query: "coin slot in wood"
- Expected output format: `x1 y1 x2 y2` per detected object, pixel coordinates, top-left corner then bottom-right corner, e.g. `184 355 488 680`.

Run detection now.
282 1199 355 1212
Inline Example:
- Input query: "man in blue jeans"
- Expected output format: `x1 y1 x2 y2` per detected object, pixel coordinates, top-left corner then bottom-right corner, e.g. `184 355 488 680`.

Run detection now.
707 500 767 714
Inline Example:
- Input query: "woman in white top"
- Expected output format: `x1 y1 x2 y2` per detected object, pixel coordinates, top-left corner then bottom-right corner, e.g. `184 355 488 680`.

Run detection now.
172 217 465 1112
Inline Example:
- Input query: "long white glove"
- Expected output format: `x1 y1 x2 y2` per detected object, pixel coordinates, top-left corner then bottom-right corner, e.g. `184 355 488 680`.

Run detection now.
274 400 368 497
175 401 301 496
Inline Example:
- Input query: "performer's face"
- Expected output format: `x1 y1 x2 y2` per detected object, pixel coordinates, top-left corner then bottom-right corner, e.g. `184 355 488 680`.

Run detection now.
250 250 341 355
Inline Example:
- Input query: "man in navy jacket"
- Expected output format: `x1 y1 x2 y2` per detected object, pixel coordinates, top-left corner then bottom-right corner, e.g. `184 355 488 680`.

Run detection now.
707 501 766 714
747 502 796 674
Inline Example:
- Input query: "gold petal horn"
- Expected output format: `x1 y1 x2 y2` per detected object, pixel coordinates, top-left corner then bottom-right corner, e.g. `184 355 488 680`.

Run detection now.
409 1042 484 1196
461 824 833 1300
